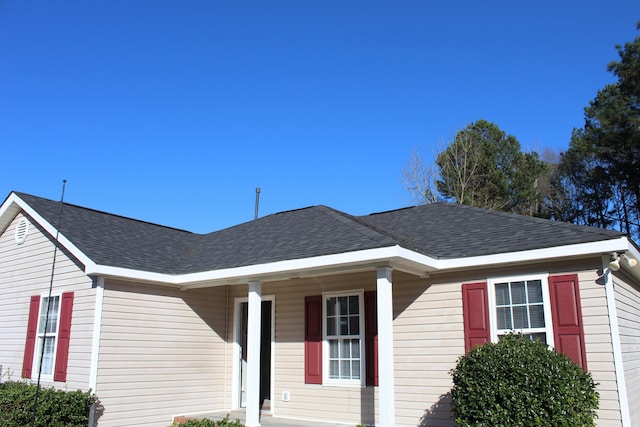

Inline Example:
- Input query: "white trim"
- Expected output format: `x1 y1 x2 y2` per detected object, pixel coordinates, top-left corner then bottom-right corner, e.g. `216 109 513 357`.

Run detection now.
602 257 631 427
232 294 276 413
436 237 634 271
33 292 63 382
3 194 97 271
246 281 262 427
83 238 636 289
377 266 395 427
88 277 104 427
487 274 554 347
231 298 242 411
3 193 636 289
89 277 104 392
321 289 365 386
14 217 29 244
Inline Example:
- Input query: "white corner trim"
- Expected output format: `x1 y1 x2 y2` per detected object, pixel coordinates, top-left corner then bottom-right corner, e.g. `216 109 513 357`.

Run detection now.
89 277 104 393
602 256 631 427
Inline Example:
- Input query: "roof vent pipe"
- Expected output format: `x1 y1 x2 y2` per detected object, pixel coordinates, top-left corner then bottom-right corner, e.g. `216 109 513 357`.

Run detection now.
254 187 261 220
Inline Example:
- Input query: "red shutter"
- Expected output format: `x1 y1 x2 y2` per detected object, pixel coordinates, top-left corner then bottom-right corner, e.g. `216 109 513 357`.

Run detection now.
462 282 490 352
53 292 74 382
305 295 322 384
548 275 587 370
364 291 378 386
22 296 41 378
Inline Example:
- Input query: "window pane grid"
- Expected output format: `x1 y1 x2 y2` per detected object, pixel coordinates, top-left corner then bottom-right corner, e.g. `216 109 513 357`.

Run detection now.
495 280 545 334
325 294 362 382
328 338 360 380
35 295 60 377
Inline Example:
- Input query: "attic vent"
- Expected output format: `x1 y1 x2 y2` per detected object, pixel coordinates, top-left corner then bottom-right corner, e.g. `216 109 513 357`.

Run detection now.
15 218 30 245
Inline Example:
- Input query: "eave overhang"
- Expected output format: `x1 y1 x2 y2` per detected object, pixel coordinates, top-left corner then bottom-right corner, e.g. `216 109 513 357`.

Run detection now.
3 192 638 290
86 237 638 290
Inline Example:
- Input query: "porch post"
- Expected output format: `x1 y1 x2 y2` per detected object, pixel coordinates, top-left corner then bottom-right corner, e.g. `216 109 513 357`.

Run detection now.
246 281 262 427
376 267 395 427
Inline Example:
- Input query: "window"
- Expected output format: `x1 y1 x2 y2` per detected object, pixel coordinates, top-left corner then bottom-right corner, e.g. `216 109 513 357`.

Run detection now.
35 295 60 377
323 292 364 384
22 292 74 382
463 275 587 369
489 275 554 346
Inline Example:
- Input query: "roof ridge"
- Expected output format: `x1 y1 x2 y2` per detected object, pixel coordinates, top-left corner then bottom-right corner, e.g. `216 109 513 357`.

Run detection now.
318 206 398 246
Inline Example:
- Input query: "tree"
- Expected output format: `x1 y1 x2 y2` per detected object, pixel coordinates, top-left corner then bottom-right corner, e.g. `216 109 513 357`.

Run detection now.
554 23 640 239
434 119 548 214
401 148 442 205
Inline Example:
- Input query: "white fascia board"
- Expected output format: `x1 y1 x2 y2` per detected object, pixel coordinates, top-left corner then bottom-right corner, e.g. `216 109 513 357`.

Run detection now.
1 193 98 272
0 193 27 233
86 246 417 286
83 264 182 285
434 237 633 270
85 237 635 287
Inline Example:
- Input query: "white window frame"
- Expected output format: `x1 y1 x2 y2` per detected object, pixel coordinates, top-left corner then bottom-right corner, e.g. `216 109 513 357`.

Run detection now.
487 274 555 348
322 290 365 386
32 292 62 381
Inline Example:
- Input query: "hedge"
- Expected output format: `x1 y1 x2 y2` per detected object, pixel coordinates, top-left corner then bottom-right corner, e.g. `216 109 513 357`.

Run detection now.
450 333 599 426
0 380 97 427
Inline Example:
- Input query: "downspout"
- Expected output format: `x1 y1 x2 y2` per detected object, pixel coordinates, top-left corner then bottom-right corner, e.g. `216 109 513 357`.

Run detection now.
601 256 631 426
88 276 105 427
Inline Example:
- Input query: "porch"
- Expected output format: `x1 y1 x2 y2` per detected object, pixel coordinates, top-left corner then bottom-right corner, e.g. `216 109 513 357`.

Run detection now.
175 409 355 427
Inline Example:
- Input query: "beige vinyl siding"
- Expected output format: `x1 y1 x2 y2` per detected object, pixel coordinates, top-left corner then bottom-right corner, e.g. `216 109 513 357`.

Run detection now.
226 272 380 426
614 274 640 426
393 277 461 427
0 213 95 391
224 271 458 426
576 269 623 426
245 264 624 427
96 280 228 427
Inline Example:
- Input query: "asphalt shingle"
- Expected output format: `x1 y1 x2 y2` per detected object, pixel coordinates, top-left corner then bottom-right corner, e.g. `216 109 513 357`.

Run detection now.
13 193 625 275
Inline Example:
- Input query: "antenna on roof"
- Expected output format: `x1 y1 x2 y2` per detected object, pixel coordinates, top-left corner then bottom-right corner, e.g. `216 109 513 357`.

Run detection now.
32 179 67 426
254 187 261 220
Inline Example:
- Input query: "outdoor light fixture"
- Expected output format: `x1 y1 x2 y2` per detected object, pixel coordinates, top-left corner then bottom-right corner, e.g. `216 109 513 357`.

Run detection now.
609 253 621 271
621 253 638 268
608 252 639 271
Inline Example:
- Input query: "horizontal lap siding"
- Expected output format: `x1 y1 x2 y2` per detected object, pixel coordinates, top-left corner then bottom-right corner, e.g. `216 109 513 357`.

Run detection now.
0 213 94 391
96 281 228 427
235 266 621 427
578 270 623 426
229 272 459 426
393 279 461 427
259 273 379 426
614 275 640 426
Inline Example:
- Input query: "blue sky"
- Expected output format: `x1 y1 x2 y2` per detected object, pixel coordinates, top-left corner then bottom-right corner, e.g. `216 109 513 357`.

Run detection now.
1 1 639 233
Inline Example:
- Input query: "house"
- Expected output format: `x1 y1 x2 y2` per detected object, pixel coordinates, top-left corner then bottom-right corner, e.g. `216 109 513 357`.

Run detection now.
0 191 639 427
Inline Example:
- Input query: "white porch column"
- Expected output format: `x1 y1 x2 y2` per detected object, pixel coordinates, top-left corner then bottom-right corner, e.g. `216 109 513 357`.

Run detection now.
246 281 262 427
377 267 395 427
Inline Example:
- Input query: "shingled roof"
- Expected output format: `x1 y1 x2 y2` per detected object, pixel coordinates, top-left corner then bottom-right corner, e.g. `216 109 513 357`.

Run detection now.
12 192 625 275
358 203 624 259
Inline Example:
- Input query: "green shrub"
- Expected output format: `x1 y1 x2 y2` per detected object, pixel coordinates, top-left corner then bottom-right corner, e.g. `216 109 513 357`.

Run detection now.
0 381 97 427
174 415 244 427
450 333 599 427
